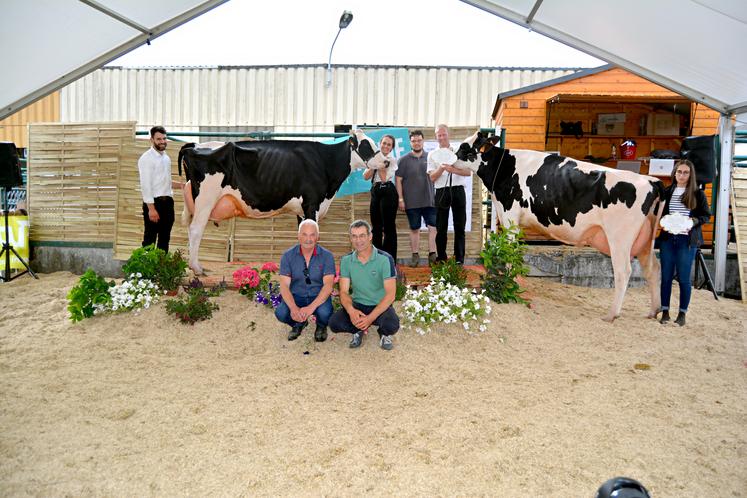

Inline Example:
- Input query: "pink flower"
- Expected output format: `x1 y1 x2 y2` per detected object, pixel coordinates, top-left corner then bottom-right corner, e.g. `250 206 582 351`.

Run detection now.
261 261 279 272
232 267 260 288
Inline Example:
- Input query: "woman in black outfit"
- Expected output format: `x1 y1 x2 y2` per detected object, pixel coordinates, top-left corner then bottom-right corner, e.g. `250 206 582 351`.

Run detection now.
363 135 398 261
657 159 711 326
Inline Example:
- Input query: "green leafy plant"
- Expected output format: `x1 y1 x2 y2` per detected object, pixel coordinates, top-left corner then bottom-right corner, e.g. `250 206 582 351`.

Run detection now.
67 269 114 322
158 250 188 291
395 277 408 301
430 258 468 288
122 245 187 292
122 245 161 281
479 223 529 304
165 286 220 325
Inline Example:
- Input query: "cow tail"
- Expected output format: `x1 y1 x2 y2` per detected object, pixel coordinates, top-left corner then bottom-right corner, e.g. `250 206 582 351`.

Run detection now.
649 180 666 250
178 143 196 179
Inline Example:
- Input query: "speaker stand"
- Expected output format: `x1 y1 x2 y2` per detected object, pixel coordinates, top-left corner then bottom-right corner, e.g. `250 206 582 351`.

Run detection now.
693 248 717 300
1 187 37 282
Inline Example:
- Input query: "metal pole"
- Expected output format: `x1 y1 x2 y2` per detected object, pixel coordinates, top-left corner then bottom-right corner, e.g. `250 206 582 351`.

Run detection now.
713 114 735 292
326 28 342 88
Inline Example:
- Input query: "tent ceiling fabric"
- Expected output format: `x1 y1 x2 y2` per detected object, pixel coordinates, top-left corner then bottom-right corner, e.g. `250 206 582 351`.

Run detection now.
460 0 747 114
0 0 228 120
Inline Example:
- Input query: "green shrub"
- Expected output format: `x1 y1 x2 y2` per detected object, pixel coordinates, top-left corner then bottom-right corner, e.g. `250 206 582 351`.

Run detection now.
395 277 408 301
122 245 187 291
122 245 161 281
430 258 467 288
165 287 220 325
67 269 114 322
479 223 529 304
158 250 188 291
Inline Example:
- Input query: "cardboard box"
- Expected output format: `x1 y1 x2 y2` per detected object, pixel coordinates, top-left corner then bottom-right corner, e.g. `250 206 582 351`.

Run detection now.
597 113 626 135
648 158 675 176
646 113 680 136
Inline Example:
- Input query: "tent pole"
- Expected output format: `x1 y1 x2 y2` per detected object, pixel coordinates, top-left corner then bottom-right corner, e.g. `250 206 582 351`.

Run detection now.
714 114 735 292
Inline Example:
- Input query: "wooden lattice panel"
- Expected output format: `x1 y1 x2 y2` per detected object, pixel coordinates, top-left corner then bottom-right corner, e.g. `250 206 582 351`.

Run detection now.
27 122 136 242
231 176 485 263
730 167 747 302
114 142 230 262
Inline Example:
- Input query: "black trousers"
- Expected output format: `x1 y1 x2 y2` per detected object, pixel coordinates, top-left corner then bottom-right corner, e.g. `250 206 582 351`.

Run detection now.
329 302 400 336
370 182 398 261
435 185 466 263
142 196 175 252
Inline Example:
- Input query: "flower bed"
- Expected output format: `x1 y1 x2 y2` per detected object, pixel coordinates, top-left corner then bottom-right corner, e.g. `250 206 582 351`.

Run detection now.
402 277 491 335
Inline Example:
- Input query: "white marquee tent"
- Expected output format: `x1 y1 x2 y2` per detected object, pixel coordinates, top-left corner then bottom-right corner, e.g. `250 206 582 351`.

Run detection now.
2 0 746 291
0 0 228 120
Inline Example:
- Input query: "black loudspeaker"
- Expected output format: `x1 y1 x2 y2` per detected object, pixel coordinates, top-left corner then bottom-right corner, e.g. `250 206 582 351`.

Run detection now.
680 135 717 184
0 142 23 188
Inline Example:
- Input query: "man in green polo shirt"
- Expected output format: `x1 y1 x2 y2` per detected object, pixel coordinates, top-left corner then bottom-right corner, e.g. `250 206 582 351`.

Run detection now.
329 219 400 350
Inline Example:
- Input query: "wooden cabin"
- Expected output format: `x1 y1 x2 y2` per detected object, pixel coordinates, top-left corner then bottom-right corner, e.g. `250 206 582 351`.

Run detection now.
491 65 721 245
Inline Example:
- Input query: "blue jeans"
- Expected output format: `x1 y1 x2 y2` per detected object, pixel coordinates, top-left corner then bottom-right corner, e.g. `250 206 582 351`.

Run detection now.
274 293 333 327
659 234 697 313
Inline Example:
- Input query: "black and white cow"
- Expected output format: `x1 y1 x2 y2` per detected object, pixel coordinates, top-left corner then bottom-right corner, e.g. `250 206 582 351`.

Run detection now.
456 132 665 322
178 131 378 274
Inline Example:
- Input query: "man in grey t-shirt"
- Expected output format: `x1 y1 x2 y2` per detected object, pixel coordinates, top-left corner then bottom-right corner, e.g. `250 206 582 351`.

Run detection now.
395 130 437 267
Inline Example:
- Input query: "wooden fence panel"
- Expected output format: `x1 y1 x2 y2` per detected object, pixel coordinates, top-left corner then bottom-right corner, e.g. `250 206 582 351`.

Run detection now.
114 142 230 262
231 177 485 264
27 122 136 242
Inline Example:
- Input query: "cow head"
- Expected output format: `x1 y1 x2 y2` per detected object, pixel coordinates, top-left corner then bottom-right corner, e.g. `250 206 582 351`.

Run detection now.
348 130 378 170
367 150 392 170
454 131 497 172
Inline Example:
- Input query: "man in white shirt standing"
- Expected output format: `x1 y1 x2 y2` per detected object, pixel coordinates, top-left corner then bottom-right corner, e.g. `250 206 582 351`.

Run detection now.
427 124 472 264
138 126 175 252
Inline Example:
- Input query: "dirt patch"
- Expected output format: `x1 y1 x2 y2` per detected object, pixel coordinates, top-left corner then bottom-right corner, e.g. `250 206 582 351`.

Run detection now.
1 272 745 496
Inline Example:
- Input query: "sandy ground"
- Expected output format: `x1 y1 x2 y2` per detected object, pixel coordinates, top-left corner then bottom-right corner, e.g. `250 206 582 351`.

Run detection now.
0 271 745 497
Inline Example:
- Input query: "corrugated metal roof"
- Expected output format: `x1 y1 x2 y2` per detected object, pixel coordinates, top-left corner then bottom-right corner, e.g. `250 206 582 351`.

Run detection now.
495 64 613 100
61 65 580 132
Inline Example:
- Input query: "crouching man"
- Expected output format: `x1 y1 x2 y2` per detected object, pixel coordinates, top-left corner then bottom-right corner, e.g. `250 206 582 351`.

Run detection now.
329 219 400 350
275 220 336 341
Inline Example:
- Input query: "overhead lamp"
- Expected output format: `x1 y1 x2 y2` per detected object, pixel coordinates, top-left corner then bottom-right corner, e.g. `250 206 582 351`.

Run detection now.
326 10 354 88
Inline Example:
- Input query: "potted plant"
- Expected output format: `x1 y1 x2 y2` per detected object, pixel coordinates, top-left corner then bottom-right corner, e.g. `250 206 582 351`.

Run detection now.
122 245 187 294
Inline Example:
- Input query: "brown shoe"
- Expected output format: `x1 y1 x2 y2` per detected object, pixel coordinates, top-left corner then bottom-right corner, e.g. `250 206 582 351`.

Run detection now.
428 252 437 264
410 252 419 267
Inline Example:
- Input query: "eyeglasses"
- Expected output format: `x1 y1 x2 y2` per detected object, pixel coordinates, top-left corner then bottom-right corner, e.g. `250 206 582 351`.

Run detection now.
303 268 311 285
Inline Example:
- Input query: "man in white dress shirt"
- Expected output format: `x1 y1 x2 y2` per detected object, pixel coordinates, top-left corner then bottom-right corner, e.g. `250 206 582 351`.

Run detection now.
427 124 472 264
138 126 176 252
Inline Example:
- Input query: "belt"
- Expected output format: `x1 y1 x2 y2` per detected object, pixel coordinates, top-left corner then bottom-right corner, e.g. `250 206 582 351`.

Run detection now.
372 182 394 189
154 195 172 200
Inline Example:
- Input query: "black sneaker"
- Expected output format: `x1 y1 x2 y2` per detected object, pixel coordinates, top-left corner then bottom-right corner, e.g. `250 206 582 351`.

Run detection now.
349 330 363 348
287 321 307 341
314 325 328 342
674 312 686 327
379 334 393 350
428 252 437 264
659 310 670 324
